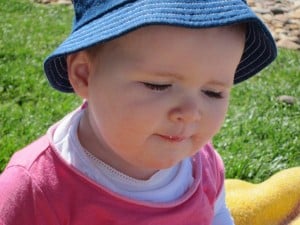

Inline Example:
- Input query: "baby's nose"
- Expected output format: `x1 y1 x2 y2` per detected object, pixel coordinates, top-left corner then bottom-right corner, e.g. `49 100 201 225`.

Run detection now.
168 97 201 123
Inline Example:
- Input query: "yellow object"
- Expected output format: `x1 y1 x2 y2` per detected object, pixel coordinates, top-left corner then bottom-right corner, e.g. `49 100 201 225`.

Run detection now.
225 167 300 225
289 215 300 225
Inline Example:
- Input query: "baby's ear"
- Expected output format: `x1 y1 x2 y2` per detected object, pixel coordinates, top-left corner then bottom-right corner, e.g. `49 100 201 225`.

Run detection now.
67 51 91 98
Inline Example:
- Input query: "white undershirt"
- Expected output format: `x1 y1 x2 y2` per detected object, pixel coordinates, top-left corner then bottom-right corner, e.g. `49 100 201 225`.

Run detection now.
52 109 234 224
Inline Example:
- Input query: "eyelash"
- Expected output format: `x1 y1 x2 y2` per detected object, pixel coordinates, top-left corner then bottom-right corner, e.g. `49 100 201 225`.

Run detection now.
142 82 223 99
202 90 223 99
142 82 171 91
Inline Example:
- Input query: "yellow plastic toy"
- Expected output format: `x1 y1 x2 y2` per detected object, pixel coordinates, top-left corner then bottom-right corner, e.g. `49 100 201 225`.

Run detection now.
225 167 300 225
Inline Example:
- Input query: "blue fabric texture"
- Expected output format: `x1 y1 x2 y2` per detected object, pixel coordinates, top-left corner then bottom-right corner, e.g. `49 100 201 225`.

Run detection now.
44 0 277 92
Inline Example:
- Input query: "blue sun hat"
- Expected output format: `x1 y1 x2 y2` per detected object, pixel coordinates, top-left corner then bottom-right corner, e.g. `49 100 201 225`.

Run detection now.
44 0 277 93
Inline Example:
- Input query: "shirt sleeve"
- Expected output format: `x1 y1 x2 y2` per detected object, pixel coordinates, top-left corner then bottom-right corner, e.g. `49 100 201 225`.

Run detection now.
212 186 235 225
0 166 57 225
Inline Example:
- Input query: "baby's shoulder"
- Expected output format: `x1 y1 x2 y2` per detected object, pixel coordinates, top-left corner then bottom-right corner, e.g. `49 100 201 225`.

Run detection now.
195 143 225 196
6 135 52 170
198 142 224 170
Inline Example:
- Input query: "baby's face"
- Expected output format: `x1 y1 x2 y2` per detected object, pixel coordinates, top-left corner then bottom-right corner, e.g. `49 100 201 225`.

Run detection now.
74 25 245 179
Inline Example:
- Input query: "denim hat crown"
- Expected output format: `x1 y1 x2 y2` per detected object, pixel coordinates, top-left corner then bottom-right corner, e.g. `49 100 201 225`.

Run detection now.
73 0 131 31
44 0 277 93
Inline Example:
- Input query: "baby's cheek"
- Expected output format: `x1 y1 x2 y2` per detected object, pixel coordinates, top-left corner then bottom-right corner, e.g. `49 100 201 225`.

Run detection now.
191 135 207 151
212 104 229 124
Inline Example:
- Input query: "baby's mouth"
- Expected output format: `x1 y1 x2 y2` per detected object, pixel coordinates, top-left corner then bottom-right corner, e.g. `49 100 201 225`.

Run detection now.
157 134 187 142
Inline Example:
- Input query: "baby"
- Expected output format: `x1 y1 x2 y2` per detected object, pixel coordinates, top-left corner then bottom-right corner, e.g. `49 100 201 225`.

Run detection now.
0 0 277 224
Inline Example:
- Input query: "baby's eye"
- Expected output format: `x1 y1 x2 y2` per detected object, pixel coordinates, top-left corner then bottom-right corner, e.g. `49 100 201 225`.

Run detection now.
142 82 171 91
202 90 223 99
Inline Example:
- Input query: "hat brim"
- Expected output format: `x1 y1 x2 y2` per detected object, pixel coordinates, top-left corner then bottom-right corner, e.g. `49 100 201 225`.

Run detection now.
44 0 277 92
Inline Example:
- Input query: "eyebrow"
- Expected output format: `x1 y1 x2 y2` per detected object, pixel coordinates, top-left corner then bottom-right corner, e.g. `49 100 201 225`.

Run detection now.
206 80 233 88
151 71 232 88
151 70 184 81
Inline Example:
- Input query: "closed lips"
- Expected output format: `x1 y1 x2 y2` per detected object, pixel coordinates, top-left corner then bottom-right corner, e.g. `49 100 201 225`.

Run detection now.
158 134 186 142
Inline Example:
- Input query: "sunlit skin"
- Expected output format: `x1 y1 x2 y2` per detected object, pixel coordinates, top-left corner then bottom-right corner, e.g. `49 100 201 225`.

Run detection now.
67 25 245 180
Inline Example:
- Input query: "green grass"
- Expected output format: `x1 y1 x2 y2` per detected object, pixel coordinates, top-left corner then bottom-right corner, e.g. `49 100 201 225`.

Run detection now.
0 0 81 169
0 0 299 182
214 50 300 182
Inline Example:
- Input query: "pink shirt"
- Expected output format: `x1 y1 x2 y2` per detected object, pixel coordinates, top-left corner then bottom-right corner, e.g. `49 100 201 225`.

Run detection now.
0 127 224 225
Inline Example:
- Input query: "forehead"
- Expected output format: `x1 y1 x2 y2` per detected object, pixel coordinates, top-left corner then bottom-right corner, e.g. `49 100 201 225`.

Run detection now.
93 25 245 85
101 24 245 55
